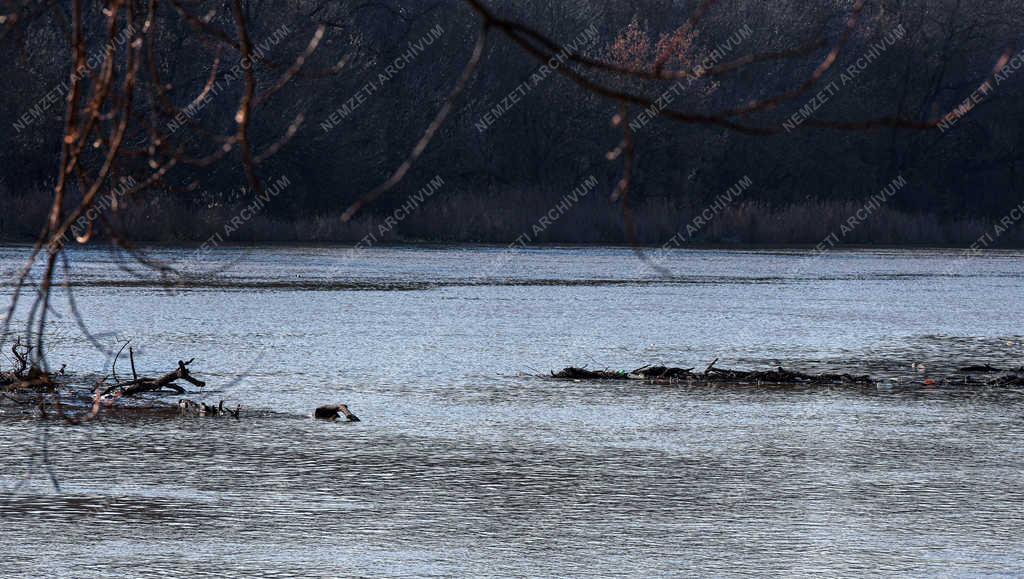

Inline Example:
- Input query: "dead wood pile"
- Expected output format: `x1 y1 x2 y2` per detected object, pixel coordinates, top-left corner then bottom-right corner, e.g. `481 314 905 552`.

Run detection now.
552 357 1024 388
2 346 239 420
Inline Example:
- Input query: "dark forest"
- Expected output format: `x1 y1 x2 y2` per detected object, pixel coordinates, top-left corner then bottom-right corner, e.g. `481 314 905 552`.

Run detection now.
2 0 1022 245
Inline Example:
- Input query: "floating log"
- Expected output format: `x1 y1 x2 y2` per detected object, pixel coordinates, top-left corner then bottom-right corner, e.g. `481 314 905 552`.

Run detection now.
958 364 1000 373
634 366 696 379
551 367 630 380
1 350 241 421
550 361 1024 388
636 364 867 385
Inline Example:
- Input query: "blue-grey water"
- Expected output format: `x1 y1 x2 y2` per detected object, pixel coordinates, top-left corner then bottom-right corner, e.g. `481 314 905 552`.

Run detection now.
1 245 1023 577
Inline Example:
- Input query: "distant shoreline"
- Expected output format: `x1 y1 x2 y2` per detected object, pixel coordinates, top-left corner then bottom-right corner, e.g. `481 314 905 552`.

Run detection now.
3 239 1024 251
6 190 1022 248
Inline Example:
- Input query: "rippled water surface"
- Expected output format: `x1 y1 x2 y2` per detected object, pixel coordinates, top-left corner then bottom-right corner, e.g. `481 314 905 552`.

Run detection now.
2 245 1023 577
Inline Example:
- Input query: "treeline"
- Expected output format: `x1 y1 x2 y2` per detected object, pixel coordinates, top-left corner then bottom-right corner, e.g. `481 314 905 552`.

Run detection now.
1 0 1023 246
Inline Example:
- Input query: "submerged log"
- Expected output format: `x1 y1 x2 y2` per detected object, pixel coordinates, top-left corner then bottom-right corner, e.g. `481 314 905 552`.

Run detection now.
553 362 878 387
985 374 1024 386
1 351 242 421
1 339 56 388
958 364 1001 373
551 367 630 380
633 366 696 379
551 360 1024 388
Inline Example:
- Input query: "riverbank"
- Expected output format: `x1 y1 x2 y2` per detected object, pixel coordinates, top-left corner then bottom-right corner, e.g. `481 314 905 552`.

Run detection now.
4 190 1024 247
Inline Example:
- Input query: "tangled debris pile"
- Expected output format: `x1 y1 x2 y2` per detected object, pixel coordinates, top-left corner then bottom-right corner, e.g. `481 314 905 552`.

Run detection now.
0 339 57 389
552 358 1024 388
1 342 238 420
962 365 1024 387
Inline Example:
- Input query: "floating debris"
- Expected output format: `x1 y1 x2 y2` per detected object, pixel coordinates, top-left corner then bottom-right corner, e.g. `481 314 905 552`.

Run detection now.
551 359 1024 389
2 345 240 421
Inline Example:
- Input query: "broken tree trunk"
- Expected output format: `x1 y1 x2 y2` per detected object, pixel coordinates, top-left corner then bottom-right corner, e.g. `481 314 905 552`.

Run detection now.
102 358 206 398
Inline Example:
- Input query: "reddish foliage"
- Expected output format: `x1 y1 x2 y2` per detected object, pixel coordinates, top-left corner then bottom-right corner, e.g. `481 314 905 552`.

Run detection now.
608 16 651 69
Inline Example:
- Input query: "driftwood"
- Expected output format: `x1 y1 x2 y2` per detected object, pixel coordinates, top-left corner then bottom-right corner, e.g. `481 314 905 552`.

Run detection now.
102 358 206 398
553 363 870 385
958 364 1001 373
631 365 696 379
1 339 56 388
551 367 631 380
984 374 1024 386
96 358 242 419
552 361 1024 388
957 364 1024 375
0 348 243 421
952 365 1024 387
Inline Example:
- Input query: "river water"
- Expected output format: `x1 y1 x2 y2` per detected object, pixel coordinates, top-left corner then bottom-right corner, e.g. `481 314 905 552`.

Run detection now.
1 245 1023 576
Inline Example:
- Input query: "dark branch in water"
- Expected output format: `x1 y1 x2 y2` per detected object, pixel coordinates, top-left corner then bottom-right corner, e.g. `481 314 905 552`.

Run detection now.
958 364 1002 373
2 353 239 422
102 358 206 398
552 362 1024 389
